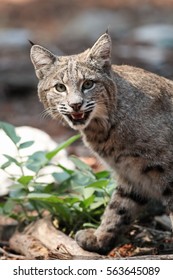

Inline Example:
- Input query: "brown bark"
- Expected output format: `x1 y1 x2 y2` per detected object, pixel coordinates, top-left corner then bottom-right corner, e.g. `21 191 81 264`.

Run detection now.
9 217 101 259
9 230 50 259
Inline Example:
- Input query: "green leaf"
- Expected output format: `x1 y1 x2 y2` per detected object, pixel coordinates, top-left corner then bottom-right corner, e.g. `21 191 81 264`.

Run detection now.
80 195 95 209
53 203 72 223
18 175 33 186
90 198 106 210
1 161 11 169
95 170 110 179
85 179 110 189
58 164 74 175
63 197 80 205
26 151 48 172
27 193 63 203
9 184 28 198
52 172 71 184
9 183 25 190
83 187 95 199
71 171 93 187
19 141 34 149
0 209 3 215
3 154 20 166
70 156 92 172
83 222 98 229
46 134 81 160
3 199 16 214
37 183 54 193
0 121 21 144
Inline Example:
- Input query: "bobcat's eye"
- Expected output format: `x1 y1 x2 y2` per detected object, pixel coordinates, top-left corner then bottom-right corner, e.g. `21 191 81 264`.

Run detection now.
55 83 66 92
82 80 95 91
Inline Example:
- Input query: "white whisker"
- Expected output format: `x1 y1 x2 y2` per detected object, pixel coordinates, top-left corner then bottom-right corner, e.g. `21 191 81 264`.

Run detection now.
40 108 52 119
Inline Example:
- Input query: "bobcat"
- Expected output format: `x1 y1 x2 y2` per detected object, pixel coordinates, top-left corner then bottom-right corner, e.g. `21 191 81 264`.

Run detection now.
30 32 173 254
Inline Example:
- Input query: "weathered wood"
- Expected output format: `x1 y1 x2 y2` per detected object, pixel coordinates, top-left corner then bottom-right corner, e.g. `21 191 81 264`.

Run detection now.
27 217 101 258
9 217 173 260
0 246 26 260
9 230 50 259
9 217 101 259
125 254 173 260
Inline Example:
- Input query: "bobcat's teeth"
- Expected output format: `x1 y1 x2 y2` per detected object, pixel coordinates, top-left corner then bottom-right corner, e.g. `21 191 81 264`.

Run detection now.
71 112 85 120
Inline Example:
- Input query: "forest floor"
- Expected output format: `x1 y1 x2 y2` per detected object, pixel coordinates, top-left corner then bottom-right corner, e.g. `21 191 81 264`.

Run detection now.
0 195 173 259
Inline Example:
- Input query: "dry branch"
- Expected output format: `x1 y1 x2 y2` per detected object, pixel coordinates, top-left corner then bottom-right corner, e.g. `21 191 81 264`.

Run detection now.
0 246 26 260
9 217 101 259
125 254 173 260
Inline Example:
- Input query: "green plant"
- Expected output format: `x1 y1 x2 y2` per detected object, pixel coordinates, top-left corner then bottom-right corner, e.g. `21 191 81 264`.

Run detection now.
0 121 115 234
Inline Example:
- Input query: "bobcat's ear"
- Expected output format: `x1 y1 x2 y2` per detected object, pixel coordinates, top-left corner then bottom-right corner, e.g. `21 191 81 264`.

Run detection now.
30 45 56 79
88 33 112 67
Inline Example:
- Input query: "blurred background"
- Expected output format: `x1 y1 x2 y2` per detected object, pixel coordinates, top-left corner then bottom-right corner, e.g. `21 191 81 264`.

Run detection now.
1 0 173 145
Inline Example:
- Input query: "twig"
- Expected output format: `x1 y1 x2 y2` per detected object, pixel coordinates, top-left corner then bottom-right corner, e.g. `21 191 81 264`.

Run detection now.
0 246 26 260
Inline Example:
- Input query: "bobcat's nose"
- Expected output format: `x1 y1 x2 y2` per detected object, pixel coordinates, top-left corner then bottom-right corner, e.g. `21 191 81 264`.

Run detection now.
68 101 83 112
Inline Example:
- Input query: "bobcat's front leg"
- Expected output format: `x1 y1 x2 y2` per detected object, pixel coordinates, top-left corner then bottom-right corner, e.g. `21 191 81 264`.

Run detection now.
75 185 149 254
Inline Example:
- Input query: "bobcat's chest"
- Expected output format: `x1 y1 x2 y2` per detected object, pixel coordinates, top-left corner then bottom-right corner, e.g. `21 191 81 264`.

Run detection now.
104 151 163 199
84 134 163 199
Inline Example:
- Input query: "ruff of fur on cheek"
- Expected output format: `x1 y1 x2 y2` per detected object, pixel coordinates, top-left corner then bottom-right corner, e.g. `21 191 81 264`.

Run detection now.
83 95 116 145
84 116 110 143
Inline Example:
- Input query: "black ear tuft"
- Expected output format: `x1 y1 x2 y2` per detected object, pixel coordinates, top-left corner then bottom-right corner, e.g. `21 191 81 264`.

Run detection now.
28 40 35 46
105 28 110 34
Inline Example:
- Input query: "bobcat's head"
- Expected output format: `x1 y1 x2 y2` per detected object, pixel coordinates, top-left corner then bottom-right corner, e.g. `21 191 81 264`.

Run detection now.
30 33 115 130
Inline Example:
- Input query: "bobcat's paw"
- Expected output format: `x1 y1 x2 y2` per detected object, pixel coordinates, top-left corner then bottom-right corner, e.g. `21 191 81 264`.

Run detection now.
75 228 114 254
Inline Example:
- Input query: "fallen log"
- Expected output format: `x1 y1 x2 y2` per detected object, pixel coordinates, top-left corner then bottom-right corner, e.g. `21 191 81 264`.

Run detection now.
9 217 173 260
9 230 50 259
9 217 101 259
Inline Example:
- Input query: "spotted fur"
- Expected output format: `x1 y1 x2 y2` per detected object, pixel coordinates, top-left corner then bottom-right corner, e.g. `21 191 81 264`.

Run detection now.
31 33 173 254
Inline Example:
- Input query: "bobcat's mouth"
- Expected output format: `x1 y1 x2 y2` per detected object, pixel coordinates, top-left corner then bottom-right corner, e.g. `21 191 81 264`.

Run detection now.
71 112 85 120
67 111 92 124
